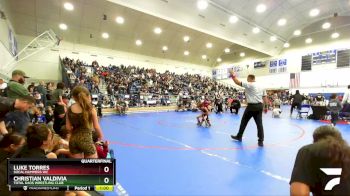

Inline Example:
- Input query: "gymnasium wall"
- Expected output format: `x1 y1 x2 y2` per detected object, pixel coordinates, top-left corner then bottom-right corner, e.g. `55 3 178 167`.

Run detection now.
216 37 350 93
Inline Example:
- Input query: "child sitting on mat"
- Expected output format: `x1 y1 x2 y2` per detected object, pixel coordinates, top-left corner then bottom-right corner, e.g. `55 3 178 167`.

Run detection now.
272 105 282 118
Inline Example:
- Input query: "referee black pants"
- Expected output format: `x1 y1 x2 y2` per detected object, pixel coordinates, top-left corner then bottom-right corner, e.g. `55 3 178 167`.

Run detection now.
290 102 301 115
237 103 264 142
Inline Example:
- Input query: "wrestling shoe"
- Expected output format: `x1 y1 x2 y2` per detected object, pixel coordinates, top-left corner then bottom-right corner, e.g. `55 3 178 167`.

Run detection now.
258 141 264 147
230 135 242 142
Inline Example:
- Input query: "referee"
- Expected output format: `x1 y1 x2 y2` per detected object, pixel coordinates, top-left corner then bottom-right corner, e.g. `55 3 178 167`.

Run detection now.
229 69 268 147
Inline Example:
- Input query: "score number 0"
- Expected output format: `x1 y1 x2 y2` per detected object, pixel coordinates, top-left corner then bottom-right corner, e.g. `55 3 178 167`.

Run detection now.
104 166 110 184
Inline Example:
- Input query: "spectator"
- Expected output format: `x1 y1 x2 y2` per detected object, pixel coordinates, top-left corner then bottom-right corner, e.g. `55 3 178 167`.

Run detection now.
0 133 26 195
27 84 35 95
5 70 32 134
272 94 282 108
45 106 54 130
92 131 109 158
66 86 103 158
342 85 350 110
116 98 127 115
327 93 342 126
0 78 7 96
0 133 26 162
6 70 30 98
290 125 350 195
51 82 65 105
314 93 325 105
53 95 69 134
36 81 47 106
0 96 35 135
230 96 241 114
215 93 224 114
16 124 56 159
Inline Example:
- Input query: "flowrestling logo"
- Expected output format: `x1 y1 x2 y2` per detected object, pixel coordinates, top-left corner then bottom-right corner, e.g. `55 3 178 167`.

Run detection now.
321 168 342 190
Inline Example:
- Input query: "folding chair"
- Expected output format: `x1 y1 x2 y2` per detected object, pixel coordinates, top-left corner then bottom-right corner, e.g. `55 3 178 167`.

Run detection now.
298 104 311 119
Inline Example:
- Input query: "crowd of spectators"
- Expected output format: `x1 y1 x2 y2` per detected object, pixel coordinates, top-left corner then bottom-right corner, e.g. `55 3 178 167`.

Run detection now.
0 68 108 195
61 57 244 111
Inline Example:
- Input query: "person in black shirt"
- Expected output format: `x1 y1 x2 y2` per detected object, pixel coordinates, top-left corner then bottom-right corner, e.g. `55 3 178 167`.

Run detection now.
53 96 68 135
290 90 305 117
290 125 350 196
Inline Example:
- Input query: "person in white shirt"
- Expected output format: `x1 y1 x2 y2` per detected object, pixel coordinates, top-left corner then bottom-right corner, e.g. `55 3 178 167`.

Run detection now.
342 85 350 105
229 69 268 147
272 106 282 118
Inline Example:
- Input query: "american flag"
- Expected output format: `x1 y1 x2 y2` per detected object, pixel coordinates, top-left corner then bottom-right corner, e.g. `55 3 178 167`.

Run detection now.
290 73 300 88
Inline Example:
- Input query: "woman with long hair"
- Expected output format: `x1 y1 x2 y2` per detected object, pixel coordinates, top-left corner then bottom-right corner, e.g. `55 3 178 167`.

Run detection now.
66 86 104 158
290 125 350 195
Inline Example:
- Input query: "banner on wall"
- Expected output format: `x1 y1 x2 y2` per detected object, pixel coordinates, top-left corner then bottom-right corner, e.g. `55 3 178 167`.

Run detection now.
278 59 287 73
8 28 17 57
269 59 287 73
269 60 278 73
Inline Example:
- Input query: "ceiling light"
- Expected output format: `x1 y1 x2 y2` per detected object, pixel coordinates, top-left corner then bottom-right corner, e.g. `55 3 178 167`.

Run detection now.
305 38 312 44
184 51 190 56
162 46 168 51
277 18 287 26
252 27 260 34
283 43 290 48
183 36 190 42
59 23 67 30
240 52 245 57
206 42 213 48
224 48 230 53
256 4 266 13
64 2 74 11
115 16 124 24
309 8 320 17
229 15 238 23
201 55 207 59
136 39 142 46
270 36 277 42
322 22 331 29
293 30 301 36
197 0 208 10
331 32 339 39
102 32 109 39
217 58 222 62
154 27 162 34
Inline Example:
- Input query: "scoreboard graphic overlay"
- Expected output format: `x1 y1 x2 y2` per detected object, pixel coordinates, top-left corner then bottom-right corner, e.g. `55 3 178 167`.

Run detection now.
7 159 116 191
